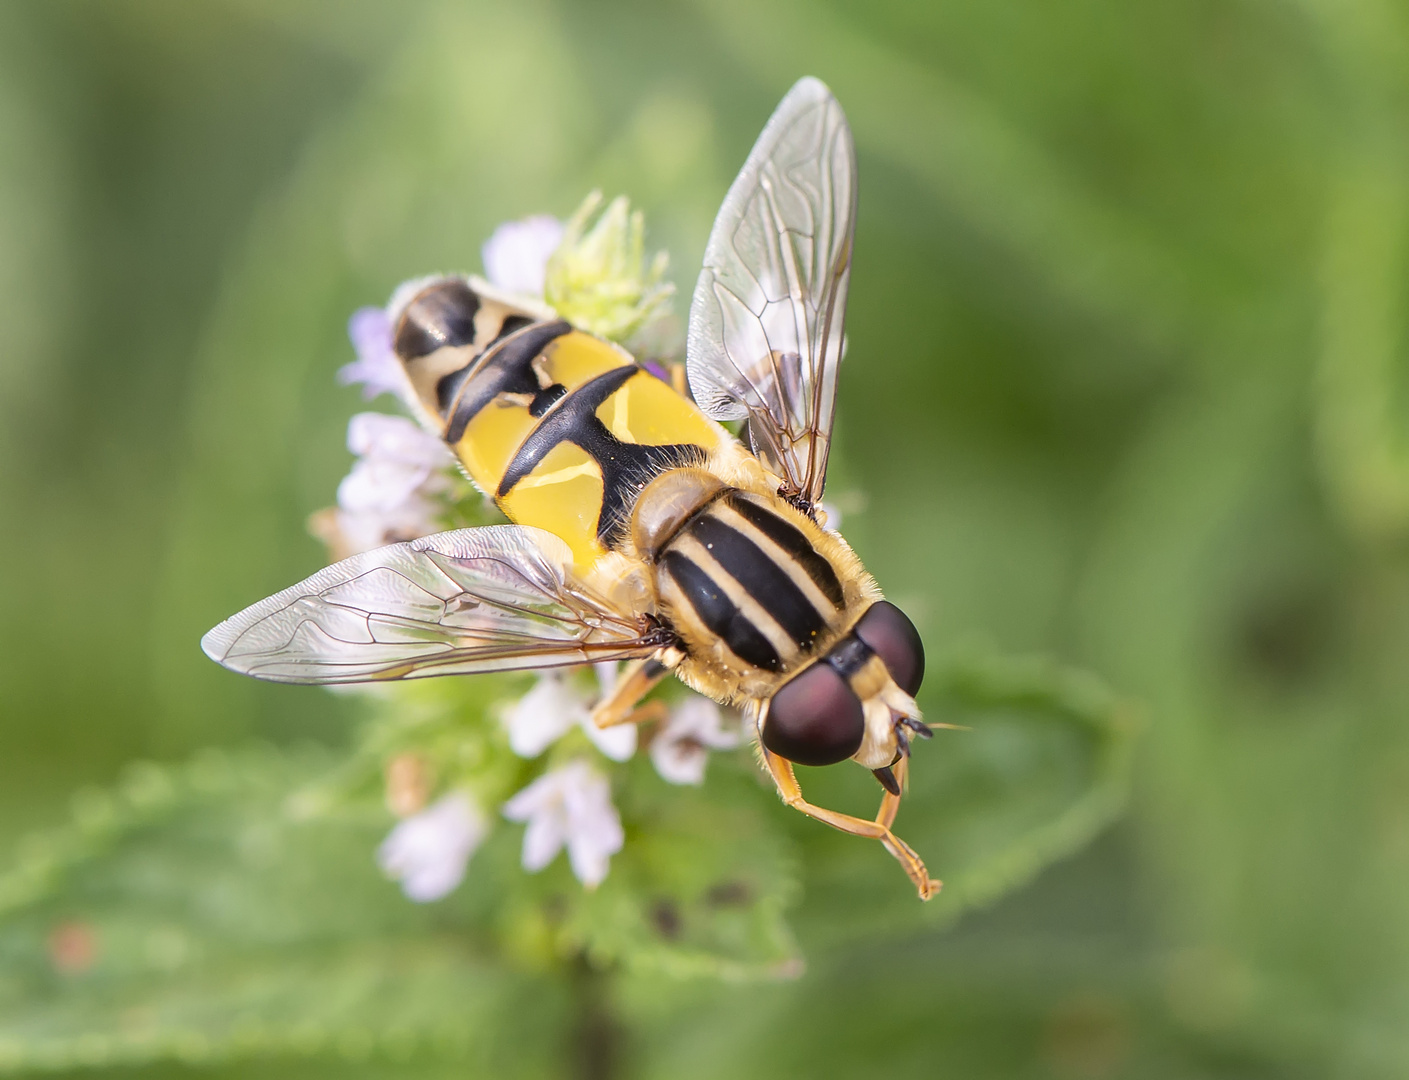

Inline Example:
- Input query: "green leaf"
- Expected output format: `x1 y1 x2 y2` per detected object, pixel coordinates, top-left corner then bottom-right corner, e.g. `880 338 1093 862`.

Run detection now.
568 757 801 980
1313 145 1409 544
0 733 803 1074
785 650 1137 942
0 746 564 1076
332 677 803 982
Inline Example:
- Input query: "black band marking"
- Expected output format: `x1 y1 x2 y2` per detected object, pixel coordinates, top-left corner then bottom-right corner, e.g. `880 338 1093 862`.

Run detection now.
528 383 567 417
686 513 828 652
724 493 845 609
435 313 536 415
824 633 873 679
395 280 480 360
442 320 572 442
499 365 706 547
496 314 535 341
436 365 473 417
662 551 781 671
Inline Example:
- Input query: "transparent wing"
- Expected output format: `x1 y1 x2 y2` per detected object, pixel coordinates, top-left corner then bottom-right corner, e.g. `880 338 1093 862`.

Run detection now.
201 526 669 684
687 76 856 511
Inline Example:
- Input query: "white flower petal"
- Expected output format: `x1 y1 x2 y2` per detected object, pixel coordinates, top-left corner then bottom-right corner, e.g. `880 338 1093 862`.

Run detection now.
482 215 564 297
562 767 623 888
337 457 433 514
521 809 567 872
332 497 442 554
649 698 740 786
651 736 709 786
502 675 586 759
398 858 464 903
346 412 450 470
329 413 455 553
377 792 489 902
567 836 613 889
581 714 637 762
674 697 741 749
502 767 560 821
501 761 622 888
593 661 619 693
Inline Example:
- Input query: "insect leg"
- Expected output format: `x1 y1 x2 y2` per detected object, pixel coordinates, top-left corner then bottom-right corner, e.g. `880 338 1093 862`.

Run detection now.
875 754 908 829
763 749 941 901
590 657 673 729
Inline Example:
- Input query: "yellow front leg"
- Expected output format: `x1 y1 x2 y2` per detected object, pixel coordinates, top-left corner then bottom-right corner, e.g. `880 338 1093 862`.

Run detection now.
590 658 673 729
763 749 941 901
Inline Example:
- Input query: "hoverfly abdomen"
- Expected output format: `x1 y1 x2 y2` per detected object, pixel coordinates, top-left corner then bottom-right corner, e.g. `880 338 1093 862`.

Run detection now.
394 278 545 418
442 320 573 440
391 276 729 568
494 363 709 551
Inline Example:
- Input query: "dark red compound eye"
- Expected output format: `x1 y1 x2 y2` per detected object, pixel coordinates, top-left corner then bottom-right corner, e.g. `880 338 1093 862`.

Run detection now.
762 662 865 767
853 601 925 697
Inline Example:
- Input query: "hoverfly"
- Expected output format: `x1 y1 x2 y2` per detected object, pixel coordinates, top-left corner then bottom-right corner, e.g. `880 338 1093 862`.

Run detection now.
203 77 939 899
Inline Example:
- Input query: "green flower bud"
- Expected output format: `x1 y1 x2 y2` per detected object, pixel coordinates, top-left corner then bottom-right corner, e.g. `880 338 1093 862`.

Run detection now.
545 191 674 343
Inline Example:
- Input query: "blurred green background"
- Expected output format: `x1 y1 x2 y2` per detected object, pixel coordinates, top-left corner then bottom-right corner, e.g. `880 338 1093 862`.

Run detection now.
3 0 1409 1077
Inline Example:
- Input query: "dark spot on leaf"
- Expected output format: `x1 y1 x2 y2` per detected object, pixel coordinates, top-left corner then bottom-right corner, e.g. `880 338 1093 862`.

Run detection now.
651 899 682 939
1041 994 1129 1079
1235 583 1335 688
543 894 568 924
706 881 752 907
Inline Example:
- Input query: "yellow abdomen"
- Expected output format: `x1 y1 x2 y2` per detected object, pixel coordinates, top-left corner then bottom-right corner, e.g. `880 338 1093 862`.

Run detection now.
447 327 727 568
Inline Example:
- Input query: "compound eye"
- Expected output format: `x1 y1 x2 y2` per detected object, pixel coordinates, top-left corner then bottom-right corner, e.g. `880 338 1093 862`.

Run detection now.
853 601 925 697
394 279 480 359
762 662 865 767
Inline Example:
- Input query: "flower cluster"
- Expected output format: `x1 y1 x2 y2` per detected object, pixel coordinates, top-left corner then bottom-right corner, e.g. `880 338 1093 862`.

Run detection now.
322 203 743 903
308 412 457 558
375 668 741 902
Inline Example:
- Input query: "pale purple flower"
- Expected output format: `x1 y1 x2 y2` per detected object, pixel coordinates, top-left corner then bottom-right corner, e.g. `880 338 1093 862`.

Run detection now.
502 761 624 888
500 668 636 762
818 500 843 533
333 413 454 554
338 306 406 402
650 697 742 786
482 214 564 298
377 792 489 902
340 412 451 507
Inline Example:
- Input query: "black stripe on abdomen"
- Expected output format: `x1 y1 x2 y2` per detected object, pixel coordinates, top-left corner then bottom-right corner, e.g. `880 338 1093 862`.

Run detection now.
661 551 781 672
684 513 829 652
723 492 845 609
441 320 573 441
499 365 706 548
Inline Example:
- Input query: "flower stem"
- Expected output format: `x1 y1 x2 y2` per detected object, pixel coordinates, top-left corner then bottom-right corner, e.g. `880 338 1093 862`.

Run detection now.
569 954 623 1080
